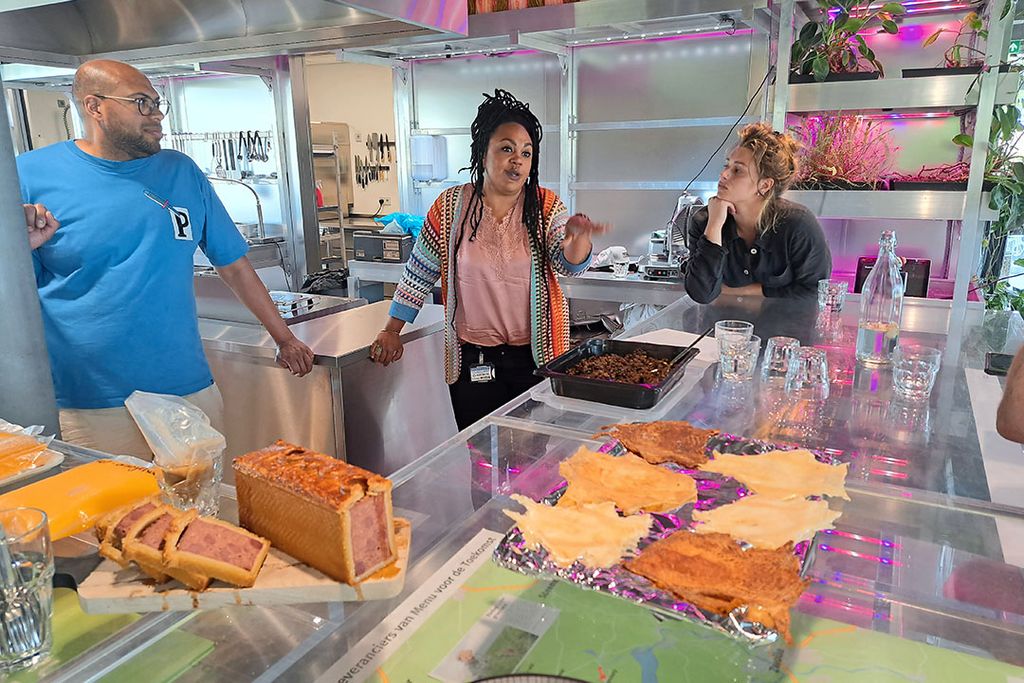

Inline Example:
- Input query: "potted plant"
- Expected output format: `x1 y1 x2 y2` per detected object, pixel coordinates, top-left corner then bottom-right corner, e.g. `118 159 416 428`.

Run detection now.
790 0 906 83
904 3 1017 77
791 114 898 190
955 104 1024 311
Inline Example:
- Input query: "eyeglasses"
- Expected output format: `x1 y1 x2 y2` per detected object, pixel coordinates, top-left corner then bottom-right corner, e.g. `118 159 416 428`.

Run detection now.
94 94 170 117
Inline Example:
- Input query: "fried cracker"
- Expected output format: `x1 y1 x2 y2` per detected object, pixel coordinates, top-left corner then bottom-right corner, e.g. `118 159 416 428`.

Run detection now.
505 494 652 568
701 449 850 500
595 421 719 468
692 495 841 549
624 531 808 643
558 447 698 514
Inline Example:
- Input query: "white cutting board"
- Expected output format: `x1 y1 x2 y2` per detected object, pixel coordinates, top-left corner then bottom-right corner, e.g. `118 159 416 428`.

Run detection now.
77 519 410 613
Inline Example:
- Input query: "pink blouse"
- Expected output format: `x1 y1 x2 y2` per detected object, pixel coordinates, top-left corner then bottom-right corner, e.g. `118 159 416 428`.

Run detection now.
454 186 532 347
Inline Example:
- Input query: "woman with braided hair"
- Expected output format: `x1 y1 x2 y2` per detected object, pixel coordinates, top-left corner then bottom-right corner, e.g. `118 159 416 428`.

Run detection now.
371 89 609 428
685 122 831 303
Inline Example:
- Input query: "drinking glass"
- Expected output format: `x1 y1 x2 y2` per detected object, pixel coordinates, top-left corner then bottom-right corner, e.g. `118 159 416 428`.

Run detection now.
0 507 53 673
892 344 941 401
612 259 629 279
785 347 831 400
818 278 849 314
761 336 800 384
715 319 754 351
720 335 761 382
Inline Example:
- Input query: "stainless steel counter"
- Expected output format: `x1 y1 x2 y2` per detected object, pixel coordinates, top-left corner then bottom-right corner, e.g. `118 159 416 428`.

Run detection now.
199 300 445 368
200 302 456 474
559 269 686 306
196 274 365 327
346 259 690 309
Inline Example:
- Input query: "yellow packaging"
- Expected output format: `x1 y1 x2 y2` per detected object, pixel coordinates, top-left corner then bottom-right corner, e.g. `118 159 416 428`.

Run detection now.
0 460 159 540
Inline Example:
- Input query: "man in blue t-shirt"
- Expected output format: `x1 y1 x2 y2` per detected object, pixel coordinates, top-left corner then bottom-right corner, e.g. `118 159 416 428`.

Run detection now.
19 59 314 459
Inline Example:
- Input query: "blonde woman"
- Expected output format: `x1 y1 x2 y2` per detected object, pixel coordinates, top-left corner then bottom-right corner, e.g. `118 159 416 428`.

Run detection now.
685 122 831 303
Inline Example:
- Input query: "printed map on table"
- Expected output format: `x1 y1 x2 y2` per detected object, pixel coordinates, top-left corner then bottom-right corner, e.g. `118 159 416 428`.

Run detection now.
365 559 1024 683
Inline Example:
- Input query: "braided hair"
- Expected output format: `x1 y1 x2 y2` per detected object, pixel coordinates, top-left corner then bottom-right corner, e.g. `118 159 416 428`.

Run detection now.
459 89 544 250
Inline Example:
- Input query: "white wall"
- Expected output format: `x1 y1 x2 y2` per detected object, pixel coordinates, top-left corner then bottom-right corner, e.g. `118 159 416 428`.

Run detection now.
305 60 400 215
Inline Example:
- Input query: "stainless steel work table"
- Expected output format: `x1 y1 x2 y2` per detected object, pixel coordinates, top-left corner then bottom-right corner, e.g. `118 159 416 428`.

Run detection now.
199 301 456 476
346 259 689 308
17 295 1024 682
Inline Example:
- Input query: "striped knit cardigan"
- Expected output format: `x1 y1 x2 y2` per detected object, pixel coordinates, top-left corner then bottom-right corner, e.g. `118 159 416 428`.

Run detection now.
389 184 590 384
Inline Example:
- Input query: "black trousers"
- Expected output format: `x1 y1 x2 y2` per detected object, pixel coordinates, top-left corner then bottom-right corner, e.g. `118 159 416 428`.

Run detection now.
448 342 542 431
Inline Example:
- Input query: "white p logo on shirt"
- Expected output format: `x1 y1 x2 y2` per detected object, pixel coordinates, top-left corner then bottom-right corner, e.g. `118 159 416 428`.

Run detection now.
170 207 192 241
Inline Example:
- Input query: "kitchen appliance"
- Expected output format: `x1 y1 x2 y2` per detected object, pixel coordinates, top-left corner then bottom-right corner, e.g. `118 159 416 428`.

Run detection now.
352 231 413 263
854 256 930 298
637 193 702 280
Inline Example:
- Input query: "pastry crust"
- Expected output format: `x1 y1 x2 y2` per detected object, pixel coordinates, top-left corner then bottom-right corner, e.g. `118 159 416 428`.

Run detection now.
121 505 210 589
558 447 698 514
624 531 808 643
595 421 719 468
163 510 270 589
233 441 396 584
97 498 160 568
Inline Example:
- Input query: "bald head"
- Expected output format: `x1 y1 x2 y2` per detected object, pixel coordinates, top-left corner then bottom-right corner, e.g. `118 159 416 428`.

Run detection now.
73 59 153 109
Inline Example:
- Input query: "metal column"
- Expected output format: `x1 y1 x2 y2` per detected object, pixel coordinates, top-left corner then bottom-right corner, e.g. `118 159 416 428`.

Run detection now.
274 55 319 290
0 76 60 434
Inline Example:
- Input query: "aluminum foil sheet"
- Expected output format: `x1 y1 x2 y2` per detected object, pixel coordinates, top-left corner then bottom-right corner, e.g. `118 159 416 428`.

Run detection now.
493 434 842 646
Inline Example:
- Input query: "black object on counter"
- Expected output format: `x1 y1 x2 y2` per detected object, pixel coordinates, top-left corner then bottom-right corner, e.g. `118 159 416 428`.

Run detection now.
536 338 700 409
789 70 880 84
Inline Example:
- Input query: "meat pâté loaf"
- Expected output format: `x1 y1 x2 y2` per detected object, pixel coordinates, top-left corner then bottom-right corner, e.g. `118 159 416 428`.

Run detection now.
233 441 396 584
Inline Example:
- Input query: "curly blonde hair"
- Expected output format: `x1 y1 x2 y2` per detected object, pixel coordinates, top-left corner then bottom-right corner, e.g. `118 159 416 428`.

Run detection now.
735 122 801 233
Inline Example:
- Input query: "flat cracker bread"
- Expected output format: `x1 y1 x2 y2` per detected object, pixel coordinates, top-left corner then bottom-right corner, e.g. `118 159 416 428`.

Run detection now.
692 495 841 549
558 447 698 514
505 494 651 568
595 421 719 468
701 449 850 500
624 531 808 643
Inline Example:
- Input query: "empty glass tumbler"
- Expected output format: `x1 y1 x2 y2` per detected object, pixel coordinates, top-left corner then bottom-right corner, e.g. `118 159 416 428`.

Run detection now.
0 507 53 673
892 345 941 401
761 336 800 383
784 347 831 400
818 278 849 314
720 335 761 381
715 319 754 348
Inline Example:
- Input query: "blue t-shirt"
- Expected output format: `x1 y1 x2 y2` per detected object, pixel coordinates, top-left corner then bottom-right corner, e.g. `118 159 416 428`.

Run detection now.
17 141 248 409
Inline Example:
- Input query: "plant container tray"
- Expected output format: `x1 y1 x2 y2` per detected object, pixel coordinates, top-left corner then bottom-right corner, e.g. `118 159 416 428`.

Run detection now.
889 180 994 191
535 338 700 410
902 65 1012 78
790 71 881 84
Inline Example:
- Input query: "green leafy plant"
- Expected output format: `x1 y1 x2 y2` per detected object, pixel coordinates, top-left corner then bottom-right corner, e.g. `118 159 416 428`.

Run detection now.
922 11 987 68
790 1 907 81
955 105 1024 312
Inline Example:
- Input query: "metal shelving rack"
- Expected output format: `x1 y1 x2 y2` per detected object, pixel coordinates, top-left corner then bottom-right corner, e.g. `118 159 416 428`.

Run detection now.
767 0 1019 325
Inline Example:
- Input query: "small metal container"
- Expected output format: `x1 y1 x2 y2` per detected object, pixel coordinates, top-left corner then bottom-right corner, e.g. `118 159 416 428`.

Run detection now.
535 338 700 409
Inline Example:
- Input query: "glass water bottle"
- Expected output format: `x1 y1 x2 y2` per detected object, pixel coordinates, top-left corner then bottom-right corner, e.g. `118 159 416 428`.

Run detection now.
856 230 904 365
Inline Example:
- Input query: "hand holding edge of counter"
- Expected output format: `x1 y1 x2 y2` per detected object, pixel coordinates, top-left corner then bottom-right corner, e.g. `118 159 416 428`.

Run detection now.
371 318 405 366
214 256 315 376
24 203 60 250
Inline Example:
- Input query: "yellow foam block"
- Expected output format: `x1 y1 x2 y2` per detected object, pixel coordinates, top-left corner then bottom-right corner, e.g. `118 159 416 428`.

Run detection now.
0 460 159 540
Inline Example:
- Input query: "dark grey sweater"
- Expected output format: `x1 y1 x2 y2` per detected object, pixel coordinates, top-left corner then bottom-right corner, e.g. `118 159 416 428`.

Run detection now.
683 199 832 304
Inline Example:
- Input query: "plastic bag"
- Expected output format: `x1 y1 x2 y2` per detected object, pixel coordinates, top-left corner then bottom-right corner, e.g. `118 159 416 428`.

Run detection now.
374 212 424 240
125 390 225 515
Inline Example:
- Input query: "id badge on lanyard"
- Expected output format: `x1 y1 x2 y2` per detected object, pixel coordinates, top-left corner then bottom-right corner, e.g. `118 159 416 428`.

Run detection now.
469 351 496 383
